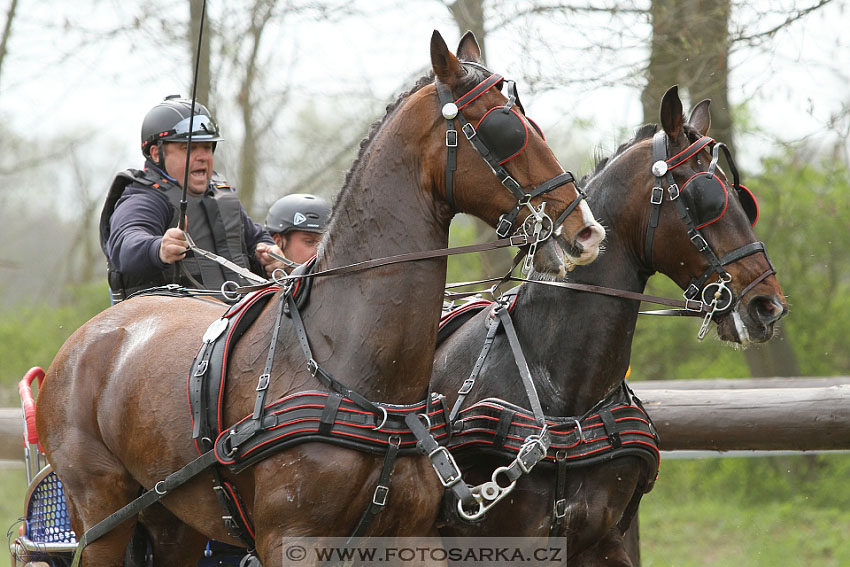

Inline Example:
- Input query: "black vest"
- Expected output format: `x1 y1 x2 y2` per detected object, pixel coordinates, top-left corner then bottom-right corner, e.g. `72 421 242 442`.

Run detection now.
99 168 255 302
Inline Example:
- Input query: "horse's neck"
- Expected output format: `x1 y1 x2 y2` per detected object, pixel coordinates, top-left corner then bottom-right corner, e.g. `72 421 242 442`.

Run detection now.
515 197 649 416
291 113 450 404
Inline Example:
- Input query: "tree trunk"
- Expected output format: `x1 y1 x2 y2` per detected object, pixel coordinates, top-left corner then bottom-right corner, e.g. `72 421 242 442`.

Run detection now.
642 0 799 378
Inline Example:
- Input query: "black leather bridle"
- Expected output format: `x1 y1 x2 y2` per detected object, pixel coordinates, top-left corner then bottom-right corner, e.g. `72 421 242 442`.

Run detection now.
647 130 777 338
435 65 585 271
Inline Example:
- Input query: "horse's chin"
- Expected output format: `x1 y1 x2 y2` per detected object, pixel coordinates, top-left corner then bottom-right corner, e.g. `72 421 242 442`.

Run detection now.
531 238 568 279
553 233 603 272
715 309 776 345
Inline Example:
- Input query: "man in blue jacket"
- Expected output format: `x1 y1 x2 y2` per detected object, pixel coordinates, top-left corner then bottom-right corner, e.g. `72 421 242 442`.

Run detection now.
99 95 283 302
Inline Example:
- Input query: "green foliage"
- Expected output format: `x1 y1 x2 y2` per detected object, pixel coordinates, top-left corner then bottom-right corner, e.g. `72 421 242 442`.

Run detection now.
0 465 28 542
0 282 109 406
753 154 850 375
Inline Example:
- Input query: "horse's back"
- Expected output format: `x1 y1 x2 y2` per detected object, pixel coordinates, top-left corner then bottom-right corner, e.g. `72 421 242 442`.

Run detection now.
37 296 227 467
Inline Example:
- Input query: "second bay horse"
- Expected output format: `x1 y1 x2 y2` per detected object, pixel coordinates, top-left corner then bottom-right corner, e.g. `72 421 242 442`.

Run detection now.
431 86 787 566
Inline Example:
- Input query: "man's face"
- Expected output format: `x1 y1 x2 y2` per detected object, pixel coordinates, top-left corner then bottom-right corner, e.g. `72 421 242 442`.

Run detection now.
281 230 323 264
157 141 215 196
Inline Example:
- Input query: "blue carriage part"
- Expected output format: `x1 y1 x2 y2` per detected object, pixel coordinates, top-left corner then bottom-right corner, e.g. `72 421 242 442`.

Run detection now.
24 466 77 545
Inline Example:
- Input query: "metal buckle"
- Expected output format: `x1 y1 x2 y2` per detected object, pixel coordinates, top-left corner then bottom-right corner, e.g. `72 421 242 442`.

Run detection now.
496 215 513 238
554 498 567 519
690 233 708 251
458 378 476 395
372 485 389 506
255 373 270 391
462 122 476 139
428 446 462 487
667 183 680 200
307 358 318 376
509 234 528 246
650 185 663 205
194 360 209 377
445 129 458 147
501 175 521 194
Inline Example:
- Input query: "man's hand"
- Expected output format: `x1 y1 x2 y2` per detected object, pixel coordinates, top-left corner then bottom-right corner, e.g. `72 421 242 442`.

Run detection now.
255 242 286 276
159 227 189 264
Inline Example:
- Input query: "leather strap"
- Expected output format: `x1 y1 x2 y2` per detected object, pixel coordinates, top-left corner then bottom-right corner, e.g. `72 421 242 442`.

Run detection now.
404 412 477 511
348 437 401 540
549 452 568 538
70 450 219 567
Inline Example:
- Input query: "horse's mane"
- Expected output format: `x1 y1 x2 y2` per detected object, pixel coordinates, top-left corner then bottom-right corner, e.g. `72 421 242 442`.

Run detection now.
580 123 658 186
581 120 704 187
332 63 492 211
335 73 436 205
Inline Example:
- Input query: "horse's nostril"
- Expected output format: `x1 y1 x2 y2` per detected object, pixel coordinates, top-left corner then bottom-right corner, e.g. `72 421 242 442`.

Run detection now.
577 227 593 242
752 296 784 324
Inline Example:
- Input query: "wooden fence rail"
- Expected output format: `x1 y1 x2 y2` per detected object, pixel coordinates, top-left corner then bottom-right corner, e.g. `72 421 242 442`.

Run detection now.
2 377 849 461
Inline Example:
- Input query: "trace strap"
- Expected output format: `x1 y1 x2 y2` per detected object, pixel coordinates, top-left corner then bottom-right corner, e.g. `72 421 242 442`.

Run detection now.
70 451 219 567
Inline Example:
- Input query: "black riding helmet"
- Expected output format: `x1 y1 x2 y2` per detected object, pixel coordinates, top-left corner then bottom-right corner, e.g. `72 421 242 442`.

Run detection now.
141 95 224 168
264 194 331 235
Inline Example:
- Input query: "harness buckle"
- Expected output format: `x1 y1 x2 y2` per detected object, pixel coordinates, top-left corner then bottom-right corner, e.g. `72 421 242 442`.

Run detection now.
690 233 709 251
445 129 458 148
554 498 567 519
650 185 664 205
307 358 319 376
509 234 528 246
496 216 513 238
372 485 390 506
502 175 521 194
667 183 680 200
255 373 270 392
194 360 209 377
458 378 476 395
462 122 477 140
427 446 462 488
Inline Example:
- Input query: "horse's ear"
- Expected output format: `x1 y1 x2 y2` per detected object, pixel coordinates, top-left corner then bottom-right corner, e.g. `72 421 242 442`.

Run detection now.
431 30 465 85
456 31 482 63
688 99 712 136
659 85 684 141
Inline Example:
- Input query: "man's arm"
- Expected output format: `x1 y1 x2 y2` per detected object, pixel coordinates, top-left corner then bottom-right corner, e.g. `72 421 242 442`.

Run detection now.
107 190 175 277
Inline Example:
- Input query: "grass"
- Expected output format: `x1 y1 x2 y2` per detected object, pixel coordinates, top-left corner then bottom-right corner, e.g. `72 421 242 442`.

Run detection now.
640 456 850 567
1 463 29 547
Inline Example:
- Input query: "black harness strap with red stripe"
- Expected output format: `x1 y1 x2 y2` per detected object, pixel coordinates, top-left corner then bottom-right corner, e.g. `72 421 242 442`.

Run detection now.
440 295 660 533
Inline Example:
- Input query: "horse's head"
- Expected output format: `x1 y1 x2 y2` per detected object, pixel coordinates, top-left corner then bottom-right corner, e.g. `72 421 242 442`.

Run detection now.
619 86 787 344
424 30 604 276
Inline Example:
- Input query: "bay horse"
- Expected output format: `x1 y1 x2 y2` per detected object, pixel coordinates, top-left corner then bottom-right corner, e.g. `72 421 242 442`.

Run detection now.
35 32 605 566
431 86 788 566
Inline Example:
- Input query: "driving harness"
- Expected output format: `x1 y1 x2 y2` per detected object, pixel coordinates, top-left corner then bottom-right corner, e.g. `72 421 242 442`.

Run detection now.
437 290 659 535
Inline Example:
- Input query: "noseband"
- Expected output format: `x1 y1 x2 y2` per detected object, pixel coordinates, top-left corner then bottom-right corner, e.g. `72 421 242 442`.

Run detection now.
647 130 776 338
435 67 585 269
